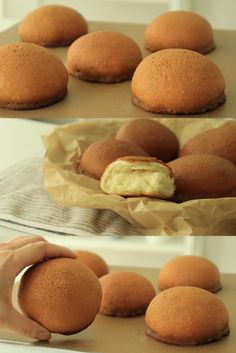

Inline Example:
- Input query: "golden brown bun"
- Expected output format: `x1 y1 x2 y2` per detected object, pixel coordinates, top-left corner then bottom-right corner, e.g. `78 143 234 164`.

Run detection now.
145 11 214 54
75 250 109 277
116 119 179 162
100 156 176 198
79 139 149 179
145 286 230 345
67 31 142 83
180 122 236 165
131 49 225 114
18 258 102 334
158 256 221 293
99 272 156 317
0 43 68 110
19 5 88 47
168 154 236 201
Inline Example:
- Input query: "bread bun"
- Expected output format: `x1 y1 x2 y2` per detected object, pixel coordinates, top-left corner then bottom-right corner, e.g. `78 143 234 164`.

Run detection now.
158 255 221 292
19 5 87 47
0 43 68 110
145 286 230 345
145 11 214 54
18 258 102 334
168 154 236 201
68 31 142 83
79 139 149 179
99 272 156 317
100 156 176 198
75 250 108 277
131 49 225 114
180 122 236 165
116 119 179 162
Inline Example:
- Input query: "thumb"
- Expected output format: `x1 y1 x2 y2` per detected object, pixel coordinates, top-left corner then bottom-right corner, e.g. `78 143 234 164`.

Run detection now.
6 308 51 341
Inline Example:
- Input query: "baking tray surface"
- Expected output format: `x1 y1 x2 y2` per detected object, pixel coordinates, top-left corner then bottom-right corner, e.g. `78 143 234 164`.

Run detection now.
0 267 235 353
0 22 235 119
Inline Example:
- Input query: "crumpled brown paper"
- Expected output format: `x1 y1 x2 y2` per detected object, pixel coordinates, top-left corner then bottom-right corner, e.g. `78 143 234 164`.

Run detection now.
43 118 236 235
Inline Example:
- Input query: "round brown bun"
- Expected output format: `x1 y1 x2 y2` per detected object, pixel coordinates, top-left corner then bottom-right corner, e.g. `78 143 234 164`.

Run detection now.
131 49 225 114
158 256 221 293
99 272 156 317
67 31 142 83
168 154 236 202
0 43 68 110
115 119 179 162
18 258 102 334
75 250 109 277
79 139 149 179
145 286 230 345
145 11 214 54
19 5 88 47
100 156 176 199
180 122 236 165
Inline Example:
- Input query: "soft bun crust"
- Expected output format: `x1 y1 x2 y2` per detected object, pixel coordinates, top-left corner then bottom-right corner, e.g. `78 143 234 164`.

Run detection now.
79 139 149 179
99 272 156 317
0 43 68 110
116 119 179 162
145 286 230 345
100 156 176 198
19 5 88 47
168 154 236 201
75 250 109 277
145 11 214 54
158 255 221 293
67 31 142 83
18 258 102 334
180 122 236 165
131 49 225 114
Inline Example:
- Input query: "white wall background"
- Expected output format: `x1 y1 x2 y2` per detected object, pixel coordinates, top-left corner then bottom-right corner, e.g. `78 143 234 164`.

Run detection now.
193 0 236 30
204 237 236 273
1 0 236 29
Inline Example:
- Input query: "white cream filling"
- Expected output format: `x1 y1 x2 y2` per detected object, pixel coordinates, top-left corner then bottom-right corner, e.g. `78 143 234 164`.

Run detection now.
100 160 175 198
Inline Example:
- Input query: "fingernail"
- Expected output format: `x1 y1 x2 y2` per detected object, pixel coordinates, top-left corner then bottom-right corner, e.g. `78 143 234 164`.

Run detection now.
37 331 50 341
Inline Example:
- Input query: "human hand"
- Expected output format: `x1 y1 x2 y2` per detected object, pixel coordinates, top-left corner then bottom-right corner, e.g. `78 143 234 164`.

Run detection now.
0 236 76 341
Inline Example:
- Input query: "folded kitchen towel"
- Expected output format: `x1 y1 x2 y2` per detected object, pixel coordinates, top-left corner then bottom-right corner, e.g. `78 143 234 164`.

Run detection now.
0 154 140 236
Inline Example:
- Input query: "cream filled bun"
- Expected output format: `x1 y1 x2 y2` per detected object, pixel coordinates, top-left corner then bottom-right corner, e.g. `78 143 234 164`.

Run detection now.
100 156 175 198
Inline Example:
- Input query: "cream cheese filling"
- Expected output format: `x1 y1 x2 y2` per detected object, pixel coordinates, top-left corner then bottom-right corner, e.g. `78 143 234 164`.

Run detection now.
100 160 175 198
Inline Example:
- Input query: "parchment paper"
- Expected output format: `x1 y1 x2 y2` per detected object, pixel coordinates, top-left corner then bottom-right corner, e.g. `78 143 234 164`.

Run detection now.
0 267 235 353
43 118 236 236
0 22 236 119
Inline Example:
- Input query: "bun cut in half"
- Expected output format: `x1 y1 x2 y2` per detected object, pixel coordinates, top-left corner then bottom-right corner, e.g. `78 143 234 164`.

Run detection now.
100 156 176 199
